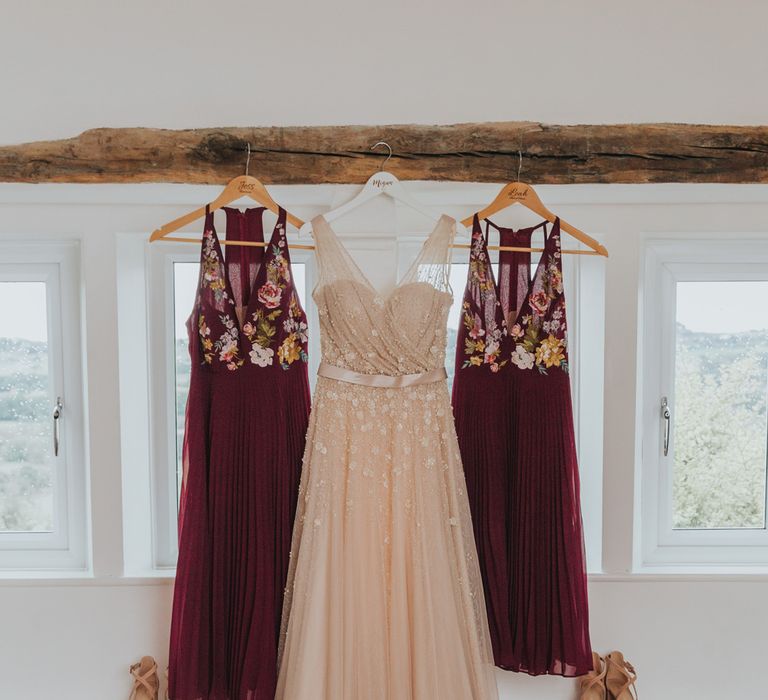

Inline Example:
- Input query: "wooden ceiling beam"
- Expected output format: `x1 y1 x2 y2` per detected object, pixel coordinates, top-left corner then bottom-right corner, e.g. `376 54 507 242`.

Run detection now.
0 122 767 184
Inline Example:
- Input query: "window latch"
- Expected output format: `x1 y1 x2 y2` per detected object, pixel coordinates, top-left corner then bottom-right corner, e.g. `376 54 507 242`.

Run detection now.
661 396 671 457
53 396 63 457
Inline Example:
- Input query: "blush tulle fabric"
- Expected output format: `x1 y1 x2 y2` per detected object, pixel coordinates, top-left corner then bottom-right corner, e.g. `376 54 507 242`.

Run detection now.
276 215 499 699
452 216 592 677
169 207 311 700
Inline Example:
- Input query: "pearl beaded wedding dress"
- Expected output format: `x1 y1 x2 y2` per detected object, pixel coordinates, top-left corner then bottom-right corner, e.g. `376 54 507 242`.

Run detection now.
276 214 498 700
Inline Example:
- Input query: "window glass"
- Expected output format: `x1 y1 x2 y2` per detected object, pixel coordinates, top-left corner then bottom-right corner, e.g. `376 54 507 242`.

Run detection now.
673 280 768 529
0 281 53 533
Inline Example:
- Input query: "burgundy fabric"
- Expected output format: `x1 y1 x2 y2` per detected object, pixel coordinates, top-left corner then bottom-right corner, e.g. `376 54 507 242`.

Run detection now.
451 216 592 677
169 207 311 700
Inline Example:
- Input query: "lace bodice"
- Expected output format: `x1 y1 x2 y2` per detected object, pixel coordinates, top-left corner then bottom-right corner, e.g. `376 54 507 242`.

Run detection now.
311 215 456 375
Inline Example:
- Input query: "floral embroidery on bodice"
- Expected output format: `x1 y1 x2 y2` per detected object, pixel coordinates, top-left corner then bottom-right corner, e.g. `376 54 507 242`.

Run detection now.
311 215 455 376
459 216 569 375
194 206 308 371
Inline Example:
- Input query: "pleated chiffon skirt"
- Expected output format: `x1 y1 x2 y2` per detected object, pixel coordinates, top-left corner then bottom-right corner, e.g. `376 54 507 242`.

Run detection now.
169 364 310 700
453 365 592 677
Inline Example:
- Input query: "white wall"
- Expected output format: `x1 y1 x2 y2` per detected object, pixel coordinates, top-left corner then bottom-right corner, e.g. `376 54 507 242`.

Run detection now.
1 0 768 146
1 2 767 698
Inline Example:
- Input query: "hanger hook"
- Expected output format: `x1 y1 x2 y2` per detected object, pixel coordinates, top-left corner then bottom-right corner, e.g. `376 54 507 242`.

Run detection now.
245 142 251 177
370 141 393 171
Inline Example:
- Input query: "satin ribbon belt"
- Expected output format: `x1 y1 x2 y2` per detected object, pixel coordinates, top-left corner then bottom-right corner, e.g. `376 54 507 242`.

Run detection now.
317 362 447 388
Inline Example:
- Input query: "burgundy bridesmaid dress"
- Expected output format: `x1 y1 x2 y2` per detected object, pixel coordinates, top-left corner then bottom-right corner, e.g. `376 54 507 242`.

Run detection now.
169 206 311 699
452 215 592 677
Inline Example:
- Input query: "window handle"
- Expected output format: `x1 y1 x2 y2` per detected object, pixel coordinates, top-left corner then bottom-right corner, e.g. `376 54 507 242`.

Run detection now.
661 396 671 457
53 397 63 457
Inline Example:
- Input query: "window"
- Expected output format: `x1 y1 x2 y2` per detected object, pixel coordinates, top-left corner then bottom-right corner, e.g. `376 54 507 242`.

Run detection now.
672 281 768 530
640 239 768 568
0 281 54 533
0 243 87 573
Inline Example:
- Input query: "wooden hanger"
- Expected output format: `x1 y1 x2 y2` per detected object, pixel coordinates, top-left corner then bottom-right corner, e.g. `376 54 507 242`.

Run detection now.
149 144 313 250
460 151 608 257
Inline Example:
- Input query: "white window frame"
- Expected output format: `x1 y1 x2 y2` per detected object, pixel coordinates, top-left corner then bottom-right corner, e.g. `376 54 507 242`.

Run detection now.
639 237 768 569
0 242 88 573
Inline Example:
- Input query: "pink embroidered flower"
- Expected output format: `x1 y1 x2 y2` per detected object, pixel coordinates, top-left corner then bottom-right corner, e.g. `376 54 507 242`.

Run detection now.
484 338 500 362
257 281 282 309
242 322 254 336
490 362 500 373
468 321 485 340
511 323 524 339
530 290 549 317
218 337 238 363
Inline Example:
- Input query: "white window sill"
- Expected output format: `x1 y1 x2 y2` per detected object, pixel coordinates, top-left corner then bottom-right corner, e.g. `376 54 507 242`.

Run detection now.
0 570 175 585
589 569 768 582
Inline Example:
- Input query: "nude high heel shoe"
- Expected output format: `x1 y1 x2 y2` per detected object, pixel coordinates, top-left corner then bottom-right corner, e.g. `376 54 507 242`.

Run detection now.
129 656 160 700
578 652 607 700
605 651 638 700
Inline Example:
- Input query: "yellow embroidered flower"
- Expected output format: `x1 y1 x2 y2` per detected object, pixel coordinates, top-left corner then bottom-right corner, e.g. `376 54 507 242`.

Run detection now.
535 334 565 368
469 355 483 366
474 340 485 352
278 333 301 365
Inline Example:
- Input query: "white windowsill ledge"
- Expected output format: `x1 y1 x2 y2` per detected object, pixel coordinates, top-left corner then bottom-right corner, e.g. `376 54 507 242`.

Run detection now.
0 570 176 586
589 569 768 582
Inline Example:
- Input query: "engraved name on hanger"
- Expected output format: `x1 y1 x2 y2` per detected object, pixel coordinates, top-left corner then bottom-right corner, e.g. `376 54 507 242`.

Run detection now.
506 185 530 201
237 180 258 194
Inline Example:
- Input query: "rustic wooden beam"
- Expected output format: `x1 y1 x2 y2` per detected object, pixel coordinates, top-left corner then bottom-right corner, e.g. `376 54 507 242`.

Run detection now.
1 123 767 185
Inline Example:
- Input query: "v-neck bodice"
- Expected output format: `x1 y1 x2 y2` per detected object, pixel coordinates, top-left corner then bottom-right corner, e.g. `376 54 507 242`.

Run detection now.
192 206 308 372
457 215 567 374
310 214 456 376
